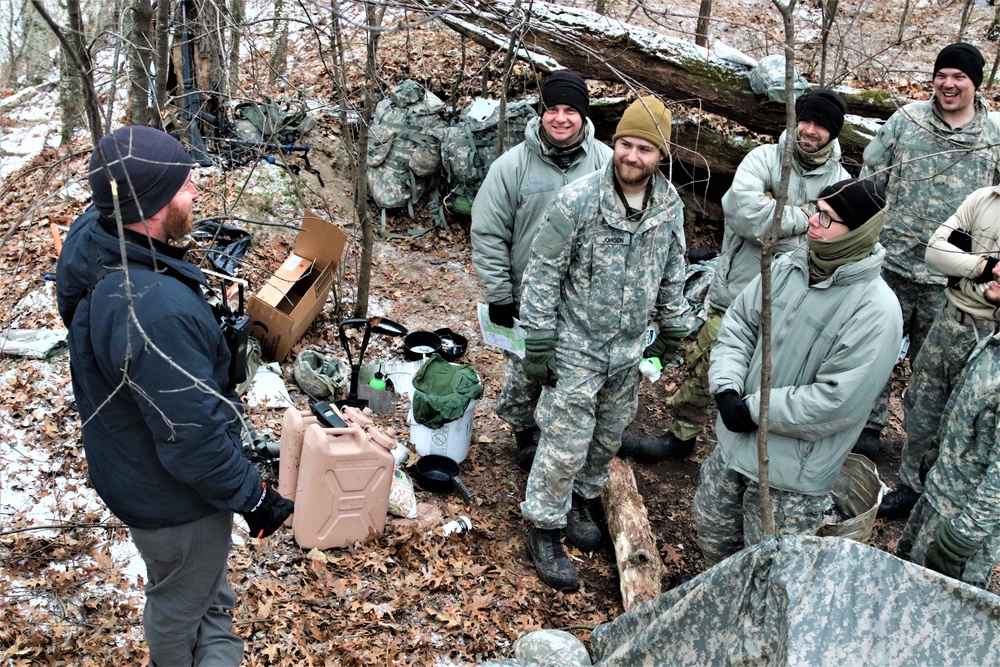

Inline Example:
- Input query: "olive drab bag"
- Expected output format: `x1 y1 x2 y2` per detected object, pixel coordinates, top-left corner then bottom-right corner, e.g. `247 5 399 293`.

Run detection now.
748 55 811 104
366 80 448 218
438 98 537 215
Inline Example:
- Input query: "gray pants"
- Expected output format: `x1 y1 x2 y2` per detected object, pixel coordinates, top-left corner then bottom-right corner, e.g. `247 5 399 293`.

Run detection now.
521 362 640 528
897 495 1000 589
900 303 992 491
497 353 543 433
866 271 946 431
693 447 830 567
130 510 243 667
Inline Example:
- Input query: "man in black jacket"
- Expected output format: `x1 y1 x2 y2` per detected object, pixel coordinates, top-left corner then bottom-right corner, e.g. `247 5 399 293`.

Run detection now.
57 126 293 665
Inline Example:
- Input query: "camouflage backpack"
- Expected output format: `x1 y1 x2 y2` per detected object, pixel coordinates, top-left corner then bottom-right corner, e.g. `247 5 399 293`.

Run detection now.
233 97 317 146
748 55 811 104
366 80 448 218
438 98 538 215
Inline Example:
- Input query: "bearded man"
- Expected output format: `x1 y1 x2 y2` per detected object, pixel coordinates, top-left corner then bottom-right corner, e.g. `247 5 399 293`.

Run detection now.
516 97 690 591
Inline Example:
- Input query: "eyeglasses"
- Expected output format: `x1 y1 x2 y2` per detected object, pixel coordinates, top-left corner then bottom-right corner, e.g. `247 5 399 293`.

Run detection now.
808 201 844 228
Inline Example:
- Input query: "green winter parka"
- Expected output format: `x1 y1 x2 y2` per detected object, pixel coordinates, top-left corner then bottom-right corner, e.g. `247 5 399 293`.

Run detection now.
471 116 613 309
709 244 902 495
707 131 850 313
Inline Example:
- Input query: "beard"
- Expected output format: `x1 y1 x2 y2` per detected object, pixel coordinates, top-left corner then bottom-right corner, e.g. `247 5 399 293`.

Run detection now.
613 155 659 187
161 200 194 242
985 282 1000 306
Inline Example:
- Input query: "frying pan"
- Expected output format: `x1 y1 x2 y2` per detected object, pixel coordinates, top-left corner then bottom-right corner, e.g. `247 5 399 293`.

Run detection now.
411 454 474 502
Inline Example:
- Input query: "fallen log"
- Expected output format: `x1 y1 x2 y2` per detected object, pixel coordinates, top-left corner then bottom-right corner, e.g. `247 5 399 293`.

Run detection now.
601 457 665 611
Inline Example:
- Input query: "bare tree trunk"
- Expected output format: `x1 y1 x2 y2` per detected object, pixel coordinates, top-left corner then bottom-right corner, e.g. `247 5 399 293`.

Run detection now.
496 0 526 156
226 0 244 98
958 0 975 40
594 0 606 16
30 0 103 142
695 0 712 48
756 0 801 539
818 0 838 86
895 0 912 45
352 3 384 318
58 42 83 144
153 0 170 114
128 0 153 126
268 0 288 82
989 0 1000 42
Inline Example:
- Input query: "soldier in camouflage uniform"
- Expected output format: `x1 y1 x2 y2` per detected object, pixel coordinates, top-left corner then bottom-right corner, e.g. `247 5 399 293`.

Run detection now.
620 89 850 463
878 186 1000 521
471 71 612 471
518 97 690 591
694 179 902 566
855 42 1000 463
897 262 1000 588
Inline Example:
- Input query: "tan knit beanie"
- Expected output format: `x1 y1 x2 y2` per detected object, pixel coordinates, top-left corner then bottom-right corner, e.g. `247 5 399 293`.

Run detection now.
612 97 671 156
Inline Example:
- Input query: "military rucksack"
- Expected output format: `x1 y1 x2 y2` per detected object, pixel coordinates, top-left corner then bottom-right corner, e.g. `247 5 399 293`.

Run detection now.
748 55 811 104
232 97 317 146
366 80 448 218
438 98 537 215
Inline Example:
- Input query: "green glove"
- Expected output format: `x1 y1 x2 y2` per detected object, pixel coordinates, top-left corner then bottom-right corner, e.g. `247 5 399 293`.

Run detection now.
924 520 979 580
643 333 681 362
919 446 939 485
523 331 558 387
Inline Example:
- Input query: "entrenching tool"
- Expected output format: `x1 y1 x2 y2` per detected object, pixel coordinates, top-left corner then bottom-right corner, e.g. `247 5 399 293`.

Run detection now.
337 316 407 408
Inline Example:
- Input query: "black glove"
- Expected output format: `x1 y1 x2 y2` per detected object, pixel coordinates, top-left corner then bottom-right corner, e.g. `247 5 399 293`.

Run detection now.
974 256 999 284
714 389 756 433
948 228 973 252
522 331 558 387
241 482 294 538
924 520 979 580
643 333 681 362
489 302 517 328
919 446 940 485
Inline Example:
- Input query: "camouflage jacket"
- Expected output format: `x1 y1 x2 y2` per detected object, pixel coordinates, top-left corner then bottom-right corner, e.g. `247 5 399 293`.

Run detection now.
925 332 1000 543
860 96 1000 284
709 245 902 495
471 116 612 308
519 161 690 374
926 185 1000 322
707 130 851 312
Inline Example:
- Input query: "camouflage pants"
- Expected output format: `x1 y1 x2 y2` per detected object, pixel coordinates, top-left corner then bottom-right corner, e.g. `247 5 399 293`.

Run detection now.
692 447 831 567
897 495 1000 589
666 311 723 441
900 304 993 491
865 271 945 431
521 362 640 529
497 352 543 433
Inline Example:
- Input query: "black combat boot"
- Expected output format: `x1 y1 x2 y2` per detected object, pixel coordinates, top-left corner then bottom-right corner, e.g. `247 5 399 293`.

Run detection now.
852 427 881 459
515 428 539 471
566 493 602 551
618 431 695 463
528 528 579 592
877 484 921 520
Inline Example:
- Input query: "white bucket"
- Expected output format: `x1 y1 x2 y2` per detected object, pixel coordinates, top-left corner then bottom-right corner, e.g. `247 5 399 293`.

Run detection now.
408 400 478 463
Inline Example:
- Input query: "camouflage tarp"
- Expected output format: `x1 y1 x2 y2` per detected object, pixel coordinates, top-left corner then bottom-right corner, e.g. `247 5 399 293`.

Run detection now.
484 535 1000 666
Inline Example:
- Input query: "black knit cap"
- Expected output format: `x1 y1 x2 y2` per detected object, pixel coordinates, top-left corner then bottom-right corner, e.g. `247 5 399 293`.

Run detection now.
795 89 847 140
89 126 193 226
541 71 590 118
934 42 985 89
817 178 887 230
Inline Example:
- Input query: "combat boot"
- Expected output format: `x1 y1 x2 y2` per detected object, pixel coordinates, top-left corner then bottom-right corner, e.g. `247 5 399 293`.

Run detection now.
566 494 602 551
515 428 539 471
528 528 579 592
851 427 881 459
618 431 695 463
617 432 642 458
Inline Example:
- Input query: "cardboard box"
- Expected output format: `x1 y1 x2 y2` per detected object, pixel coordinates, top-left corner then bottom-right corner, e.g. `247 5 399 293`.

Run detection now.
248 210 347 361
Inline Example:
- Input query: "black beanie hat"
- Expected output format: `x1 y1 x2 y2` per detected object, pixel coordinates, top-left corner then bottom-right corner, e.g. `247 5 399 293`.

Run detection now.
817 178 887 230
795 89 847 140
89 126 193 226
934 42 985 89
541 71 590 118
